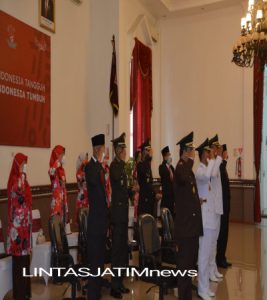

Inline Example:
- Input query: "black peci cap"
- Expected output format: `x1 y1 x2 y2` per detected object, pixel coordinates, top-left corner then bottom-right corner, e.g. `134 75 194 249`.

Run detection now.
91 134 105 147
161 146 170 156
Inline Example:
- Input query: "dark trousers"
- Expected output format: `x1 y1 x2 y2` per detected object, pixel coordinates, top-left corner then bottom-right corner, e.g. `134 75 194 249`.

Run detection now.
176 237 199 300
138 197 154 217
111 223 129 290
87 234 106 300
216 213 230 263
160 198 175 218
12 255 31 300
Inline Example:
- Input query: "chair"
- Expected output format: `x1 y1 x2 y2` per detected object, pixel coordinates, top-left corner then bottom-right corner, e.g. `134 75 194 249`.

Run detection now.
0 219 6 255
160 209 198 293
78 207 112 264
128 206 139 258
138 214 177 300
78 208 111 291
0 219 12 300
78 208 89 266
160 208 176 265
49 214 85 300
77 208 89 295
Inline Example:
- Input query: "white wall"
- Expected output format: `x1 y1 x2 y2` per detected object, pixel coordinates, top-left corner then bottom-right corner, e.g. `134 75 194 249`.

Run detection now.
0 0 91 188
159 4 254 179
87 0 119 160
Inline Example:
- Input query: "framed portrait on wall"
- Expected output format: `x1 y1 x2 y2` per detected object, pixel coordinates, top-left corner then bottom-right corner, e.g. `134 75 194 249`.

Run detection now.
39 0 55 33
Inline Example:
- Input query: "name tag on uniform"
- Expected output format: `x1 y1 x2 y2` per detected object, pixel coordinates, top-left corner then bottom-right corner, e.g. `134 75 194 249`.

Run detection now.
192 186 196 194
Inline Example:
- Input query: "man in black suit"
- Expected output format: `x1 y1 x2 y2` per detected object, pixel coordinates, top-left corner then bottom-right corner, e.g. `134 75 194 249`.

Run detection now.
216 144 232 268
159 146 175 217
174 132 203 300
109 133 130 299
41 0 54 22
137 139 154 216
85 134 109 300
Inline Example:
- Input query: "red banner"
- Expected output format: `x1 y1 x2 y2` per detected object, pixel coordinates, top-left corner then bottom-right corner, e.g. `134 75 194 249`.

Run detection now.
0 10 51 148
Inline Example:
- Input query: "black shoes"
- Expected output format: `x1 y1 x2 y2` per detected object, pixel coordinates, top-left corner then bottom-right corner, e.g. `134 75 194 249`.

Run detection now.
110 289 123 299
226 261 232 267
101 278 111 288
217 261 228 268
119 286 130 294
110 286 130 298
217 260 232 268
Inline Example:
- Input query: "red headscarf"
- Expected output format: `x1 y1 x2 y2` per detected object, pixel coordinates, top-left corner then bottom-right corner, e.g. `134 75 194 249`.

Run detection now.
7 153 32 204
49 145 66 181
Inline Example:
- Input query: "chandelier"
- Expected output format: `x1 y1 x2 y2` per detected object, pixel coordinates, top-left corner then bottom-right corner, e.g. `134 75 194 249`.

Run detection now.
232 0 267 69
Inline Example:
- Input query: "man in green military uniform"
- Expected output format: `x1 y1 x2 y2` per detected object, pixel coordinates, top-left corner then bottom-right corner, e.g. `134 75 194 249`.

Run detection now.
174 132 203 300
110 133 130 299
137 138 154 216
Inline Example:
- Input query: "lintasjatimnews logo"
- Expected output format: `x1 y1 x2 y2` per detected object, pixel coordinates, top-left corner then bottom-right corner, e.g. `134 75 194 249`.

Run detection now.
24 267 198 278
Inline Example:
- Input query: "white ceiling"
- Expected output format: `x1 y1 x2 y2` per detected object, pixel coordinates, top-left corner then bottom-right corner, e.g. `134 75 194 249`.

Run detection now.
139 0 245 18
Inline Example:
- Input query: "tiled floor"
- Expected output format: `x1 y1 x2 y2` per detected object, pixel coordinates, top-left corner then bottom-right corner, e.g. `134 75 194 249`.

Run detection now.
4 222 267 300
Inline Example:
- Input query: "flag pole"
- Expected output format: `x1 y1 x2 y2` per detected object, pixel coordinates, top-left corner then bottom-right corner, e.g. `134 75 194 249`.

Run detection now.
111 35 115 159
112 108 115 159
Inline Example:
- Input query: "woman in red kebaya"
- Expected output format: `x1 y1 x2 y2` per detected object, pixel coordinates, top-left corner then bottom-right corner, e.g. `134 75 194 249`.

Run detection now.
48 145 68 226
7 153 32 300
76 152 89 221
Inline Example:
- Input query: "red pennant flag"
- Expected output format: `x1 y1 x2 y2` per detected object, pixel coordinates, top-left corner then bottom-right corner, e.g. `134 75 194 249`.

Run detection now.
110 35 119 115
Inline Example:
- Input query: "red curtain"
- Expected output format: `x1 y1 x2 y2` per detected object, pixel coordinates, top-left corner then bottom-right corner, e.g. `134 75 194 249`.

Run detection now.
130 38 152 152
253 57 264 223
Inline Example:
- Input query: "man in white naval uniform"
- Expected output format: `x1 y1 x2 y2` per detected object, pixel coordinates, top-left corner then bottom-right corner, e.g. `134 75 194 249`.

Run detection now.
195 138 217 300
208 134 223 282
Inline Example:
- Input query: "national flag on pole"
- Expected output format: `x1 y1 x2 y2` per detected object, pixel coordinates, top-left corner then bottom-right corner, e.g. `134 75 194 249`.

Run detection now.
110 35 119 115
